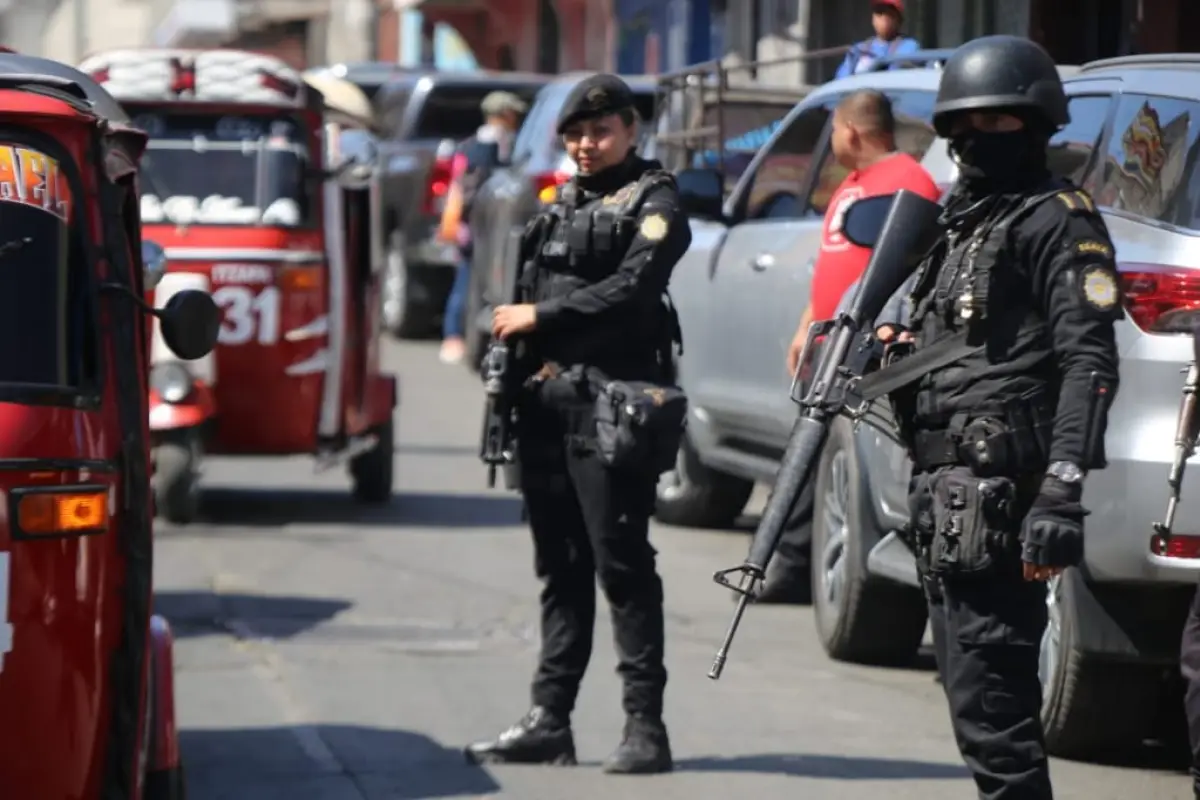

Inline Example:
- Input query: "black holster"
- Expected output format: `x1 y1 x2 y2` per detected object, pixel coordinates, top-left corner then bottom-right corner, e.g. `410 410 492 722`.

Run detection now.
593 379 687 476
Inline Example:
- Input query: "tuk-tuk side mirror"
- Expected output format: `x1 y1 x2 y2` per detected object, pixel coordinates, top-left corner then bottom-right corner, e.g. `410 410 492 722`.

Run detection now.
840 193 898 248
158 290 220 361
142 240 167 290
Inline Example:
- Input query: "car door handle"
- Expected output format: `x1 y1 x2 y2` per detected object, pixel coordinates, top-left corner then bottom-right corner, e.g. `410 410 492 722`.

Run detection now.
750 252 776 271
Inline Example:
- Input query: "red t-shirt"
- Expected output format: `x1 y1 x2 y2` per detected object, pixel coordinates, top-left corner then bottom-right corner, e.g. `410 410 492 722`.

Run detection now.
809 153 941 321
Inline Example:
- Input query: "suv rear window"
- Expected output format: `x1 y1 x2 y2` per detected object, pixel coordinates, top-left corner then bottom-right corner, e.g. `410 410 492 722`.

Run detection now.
414 85 539 141
1094 93 1200 230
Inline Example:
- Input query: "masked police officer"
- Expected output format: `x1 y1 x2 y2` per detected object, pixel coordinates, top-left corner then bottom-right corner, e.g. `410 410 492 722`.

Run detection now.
464 74 690 775
875 36 1121 798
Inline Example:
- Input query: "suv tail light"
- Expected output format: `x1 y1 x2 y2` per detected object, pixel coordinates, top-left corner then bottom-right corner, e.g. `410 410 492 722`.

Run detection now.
535 170 571 204
424 156 454 215
1120 264 1200 333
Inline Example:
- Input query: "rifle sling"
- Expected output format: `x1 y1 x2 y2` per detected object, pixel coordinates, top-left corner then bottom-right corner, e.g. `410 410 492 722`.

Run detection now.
855 331 981 402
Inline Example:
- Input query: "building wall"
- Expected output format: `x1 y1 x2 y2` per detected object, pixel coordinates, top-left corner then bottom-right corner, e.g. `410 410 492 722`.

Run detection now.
42 0 153 63
614 0 713 75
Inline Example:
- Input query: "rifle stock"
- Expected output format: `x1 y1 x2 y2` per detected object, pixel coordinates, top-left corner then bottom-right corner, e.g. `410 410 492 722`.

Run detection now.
709 189 942 680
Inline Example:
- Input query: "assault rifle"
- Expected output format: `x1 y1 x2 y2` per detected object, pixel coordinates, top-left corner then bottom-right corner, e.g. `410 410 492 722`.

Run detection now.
1152 323 1200 544
708 189 943 679
479 336 516 488
479 223 546 489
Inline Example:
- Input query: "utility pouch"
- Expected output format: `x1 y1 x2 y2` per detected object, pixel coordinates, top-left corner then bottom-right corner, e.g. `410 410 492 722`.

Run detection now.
959 417 1012 477
929 471 1017 575
593 380 687 475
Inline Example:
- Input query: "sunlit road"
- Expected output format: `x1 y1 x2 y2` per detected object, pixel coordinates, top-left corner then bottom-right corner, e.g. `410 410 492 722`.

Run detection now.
153 338 1191 799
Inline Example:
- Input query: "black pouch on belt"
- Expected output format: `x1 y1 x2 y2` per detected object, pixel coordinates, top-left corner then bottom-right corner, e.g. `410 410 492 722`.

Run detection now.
959 417 1012 477
594 380 688 475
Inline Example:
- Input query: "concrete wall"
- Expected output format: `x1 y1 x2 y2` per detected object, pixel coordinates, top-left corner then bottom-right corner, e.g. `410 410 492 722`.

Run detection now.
42 0 153 63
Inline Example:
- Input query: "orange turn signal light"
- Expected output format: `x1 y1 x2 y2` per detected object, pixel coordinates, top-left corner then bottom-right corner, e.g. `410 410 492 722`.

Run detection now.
17 490 108 535
280 266 323 291
537 185 558 204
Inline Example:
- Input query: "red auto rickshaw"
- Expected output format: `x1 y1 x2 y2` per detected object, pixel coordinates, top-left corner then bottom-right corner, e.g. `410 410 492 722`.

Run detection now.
79 48 398 519
143 239 218 524
0 51 220 798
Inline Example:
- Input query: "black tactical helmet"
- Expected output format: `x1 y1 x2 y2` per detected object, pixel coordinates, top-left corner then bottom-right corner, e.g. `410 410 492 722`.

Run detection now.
932 35 1069 137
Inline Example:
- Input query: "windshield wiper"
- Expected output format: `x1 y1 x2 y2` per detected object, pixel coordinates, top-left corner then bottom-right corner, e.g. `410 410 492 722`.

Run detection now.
0 237 32 258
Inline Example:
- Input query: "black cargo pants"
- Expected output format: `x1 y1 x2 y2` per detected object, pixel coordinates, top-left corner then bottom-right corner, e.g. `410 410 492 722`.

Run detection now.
911 465 1053 800
1180 583 1200 797
516 390 667 719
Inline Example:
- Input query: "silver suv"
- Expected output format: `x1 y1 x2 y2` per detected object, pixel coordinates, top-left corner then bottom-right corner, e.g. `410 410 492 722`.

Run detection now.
664 54 1200 759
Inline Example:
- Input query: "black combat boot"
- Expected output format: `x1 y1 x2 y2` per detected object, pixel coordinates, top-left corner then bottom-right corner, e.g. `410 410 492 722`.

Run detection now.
463 706 577 766
601 713 673 774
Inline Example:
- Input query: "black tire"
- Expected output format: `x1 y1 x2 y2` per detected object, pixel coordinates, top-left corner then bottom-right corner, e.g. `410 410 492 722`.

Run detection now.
154 434 200 525
382 231 434 339
654 433 753 528
1039 571 1159 760
811 418 927 666
351 417 395 504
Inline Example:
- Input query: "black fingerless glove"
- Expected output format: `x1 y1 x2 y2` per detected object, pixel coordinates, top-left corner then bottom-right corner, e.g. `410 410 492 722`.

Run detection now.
1020 477 1089 568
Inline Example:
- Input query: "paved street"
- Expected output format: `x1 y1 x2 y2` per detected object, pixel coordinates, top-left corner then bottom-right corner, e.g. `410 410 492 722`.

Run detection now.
155 339 1192 800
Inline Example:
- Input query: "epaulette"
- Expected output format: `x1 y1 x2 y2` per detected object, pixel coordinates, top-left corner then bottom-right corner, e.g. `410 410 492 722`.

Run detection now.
1052 189 1097 213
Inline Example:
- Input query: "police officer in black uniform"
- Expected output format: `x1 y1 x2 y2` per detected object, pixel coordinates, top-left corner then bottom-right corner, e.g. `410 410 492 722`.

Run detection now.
463 74 690 775
877 36 1121 798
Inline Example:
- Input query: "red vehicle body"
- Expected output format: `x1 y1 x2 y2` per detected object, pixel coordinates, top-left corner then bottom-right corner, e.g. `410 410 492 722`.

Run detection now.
0 52 220 798
143 240 218 523
80 48 398 516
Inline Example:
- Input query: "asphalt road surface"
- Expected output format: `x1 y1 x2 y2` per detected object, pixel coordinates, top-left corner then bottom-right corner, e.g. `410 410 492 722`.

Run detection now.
154 339 1192 800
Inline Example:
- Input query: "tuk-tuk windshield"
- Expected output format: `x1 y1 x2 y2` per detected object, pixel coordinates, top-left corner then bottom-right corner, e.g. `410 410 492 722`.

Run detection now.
132 111 312 228
0 142 91 389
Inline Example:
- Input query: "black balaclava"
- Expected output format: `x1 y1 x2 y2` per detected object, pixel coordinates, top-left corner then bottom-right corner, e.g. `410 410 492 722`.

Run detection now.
948 110 1051 197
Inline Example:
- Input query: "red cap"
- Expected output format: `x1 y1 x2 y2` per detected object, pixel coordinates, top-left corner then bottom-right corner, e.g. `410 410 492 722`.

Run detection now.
872 0 904 13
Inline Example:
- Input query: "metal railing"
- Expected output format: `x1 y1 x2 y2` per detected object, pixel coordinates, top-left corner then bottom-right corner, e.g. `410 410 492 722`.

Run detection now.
650 46 957 179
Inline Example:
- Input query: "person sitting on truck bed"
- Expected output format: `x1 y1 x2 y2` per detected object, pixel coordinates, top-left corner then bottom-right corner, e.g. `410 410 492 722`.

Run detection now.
835 0 922 79
760 90 938 604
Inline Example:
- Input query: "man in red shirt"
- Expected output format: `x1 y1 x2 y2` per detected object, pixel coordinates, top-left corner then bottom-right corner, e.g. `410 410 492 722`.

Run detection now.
787 89 941 375
763 90 940 604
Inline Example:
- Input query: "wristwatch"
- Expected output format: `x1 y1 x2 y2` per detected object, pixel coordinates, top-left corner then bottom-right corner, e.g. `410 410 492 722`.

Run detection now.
1046 461 1086 484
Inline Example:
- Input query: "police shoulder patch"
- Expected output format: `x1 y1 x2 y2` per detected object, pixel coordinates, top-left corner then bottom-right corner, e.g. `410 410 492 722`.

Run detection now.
1080 263 1119 311
639 213 668 242
1076 239 1113 258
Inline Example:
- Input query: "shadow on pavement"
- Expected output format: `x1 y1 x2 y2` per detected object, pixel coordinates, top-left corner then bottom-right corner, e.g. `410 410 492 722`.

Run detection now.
187 487 523 529
155 590 353 640
182 725 500 798
675 752 969 780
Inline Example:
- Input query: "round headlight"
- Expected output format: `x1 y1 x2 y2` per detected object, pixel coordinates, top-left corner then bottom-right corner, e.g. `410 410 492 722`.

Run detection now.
150 362 193 404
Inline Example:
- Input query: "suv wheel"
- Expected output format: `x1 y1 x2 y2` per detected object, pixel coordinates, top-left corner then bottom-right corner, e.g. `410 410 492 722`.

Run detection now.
1039 572 1159 759
811 418 926 666
382 231 433 338
655 434 752 529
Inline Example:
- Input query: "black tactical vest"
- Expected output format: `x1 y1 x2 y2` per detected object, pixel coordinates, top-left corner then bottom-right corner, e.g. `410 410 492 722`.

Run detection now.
907 187 1063 427
522 164 680 379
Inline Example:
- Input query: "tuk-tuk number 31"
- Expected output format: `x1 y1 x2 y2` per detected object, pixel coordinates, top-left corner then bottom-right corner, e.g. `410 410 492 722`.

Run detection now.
212 284 281 346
